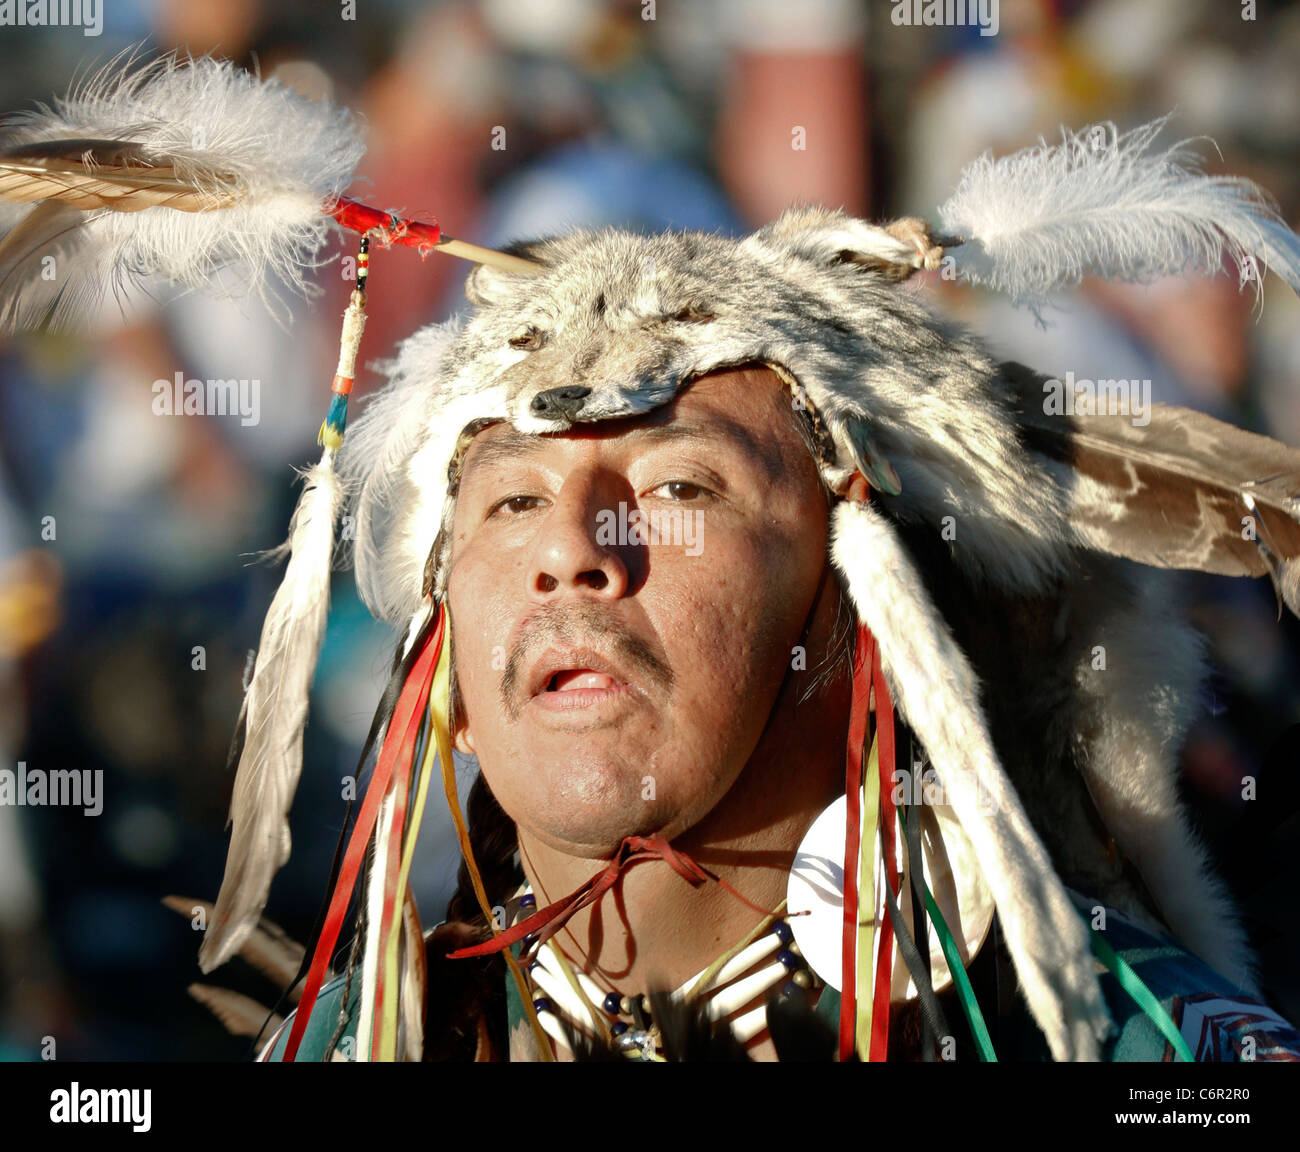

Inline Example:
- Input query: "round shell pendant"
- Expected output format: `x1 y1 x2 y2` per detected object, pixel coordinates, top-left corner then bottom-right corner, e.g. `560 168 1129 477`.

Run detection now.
785 792 995 1000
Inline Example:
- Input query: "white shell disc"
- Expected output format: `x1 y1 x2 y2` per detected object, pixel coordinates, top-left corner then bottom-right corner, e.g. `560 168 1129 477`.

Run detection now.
786 791 995 999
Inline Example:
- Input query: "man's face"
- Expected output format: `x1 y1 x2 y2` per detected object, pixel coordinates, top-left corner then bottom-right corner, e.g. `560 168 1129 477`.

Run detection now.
446 365 834 858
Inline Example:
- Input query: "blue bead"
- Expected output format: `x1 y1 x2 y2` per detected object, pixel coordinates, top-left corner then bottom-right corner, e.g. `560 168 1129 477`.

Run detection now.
520 894 537 910
603 991 623 1015
771 921 794 945
522 933 538 949
777 948 799 972
533 997 552 1013
610 1020 629 1037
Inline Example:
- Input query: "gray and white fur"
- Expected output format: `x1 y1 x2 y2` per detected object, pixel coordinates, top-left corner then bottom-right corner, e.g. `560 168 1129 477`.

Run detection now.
340 204 1295 1059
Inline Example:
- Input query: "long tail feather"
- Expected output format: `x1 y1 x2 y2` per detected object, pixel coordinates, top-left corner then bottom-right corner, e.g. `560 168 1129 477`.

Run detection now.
939 116 1300 307
199 456 341 974
399 893 426 1062
1004 361 1300 614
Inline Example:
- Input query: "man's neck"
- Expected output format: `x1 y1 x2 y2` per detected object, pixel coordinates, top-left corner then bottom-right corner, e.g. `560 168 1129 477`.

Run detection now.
516 659 850 1058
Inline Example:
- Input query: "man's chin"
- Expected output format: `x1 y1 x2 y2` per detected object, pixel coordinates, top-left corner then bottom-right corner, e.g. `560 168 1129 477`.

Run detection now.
523 818 665 863
501 766 678 858
511 784 723 863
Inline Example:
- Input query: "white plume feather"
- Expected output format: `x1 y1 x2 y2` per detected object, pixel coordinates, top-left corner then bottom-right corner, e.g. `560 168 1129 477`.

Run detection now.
336 319 466 624
0 49 365 330
200 455 341 974
938 116 1300 307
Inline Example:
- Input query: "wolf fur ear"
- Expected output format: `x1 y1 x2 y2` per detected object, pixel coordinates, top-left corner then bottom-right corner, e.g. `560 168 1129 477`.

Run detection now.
463 240 550 305
746 205 945 282
841 414 902 496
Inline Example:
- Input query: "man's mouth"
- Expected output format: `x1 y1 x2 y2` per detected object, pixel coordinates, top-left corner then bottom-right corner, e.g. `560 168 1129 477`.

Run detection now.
546 670 618 692
525 647 644 715
527 647 634 698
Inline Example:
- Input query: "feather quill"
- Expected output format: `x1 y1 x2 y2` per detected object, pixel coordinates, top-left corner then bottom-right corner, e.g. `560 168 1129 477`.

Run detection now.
199 456 341 974
0 49 364 330
938 116 1300 307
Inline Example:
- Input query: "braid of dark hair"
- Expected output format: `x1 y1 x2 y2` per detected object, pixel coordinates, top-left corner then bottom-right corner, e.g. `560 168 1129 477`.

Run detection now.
445 770 522 928
423 769 519 1060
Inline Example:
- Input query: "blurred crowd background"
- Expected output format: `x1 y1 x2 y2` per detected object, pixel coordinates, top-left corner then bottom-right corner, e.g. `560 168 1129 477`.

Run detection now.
0 0 1297 1060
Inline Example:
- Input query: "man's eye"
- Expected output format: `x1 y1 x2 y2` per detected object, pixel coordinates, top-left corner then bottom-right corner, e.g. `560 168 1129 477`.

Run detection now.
651 480 707 501
488 494 544 517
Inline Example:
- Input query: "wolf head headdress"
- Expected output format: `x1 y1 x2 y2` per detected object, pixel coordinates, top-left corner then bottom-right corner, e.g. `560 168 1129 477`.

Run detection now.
4 53 1299 1062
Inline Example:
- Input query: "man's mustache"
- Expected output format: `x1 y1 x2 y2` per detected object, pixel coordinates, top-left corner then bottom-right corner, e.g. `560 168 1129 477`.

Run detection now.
500 602 675 720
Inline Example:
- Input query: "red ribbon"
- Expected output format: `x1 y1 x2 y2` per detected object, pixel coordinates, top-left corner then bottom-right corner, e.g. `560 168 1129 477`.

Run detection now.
836 476 899 1062
281 608 444 1062
448 833 780 964
870 637 897 1062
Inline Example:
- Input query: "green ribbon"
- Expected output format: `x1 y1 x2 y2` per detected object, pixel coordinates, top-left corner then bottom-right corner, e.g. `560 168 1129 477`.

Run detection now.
896 806 997 1062
1086 918 1194 1062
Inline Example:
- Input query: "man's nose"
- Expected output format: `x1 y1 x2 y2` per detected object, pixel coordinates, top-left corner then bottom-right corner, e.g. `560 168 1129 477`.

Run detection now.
530 385 591 421
529 471 635 597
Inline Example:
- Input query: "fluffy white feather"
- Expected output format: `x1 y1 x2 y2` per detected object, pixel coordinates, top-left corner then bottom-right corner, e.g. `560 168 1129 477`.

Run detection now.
200 454 342 974
938 116 1300 307
0 49 365 329
830 497 1112 1061
336 318 480 624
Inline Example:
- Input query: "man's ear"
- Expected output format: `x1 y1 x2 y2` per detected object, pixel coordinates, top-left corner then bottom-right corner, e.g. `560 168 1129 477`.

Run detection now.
448 656 476 754
744 205 943 282
452 717 476 756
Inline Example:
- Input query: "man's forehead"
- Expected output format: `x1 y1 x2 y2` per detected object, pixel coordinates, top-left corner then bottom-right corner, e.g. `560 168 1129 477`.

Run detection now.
460 368 796 482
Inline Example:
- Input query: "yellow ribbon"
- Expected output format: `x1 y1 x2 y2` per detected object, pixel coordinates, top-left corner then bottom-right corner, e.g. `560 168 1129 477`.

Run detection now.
855 733 881 1062
373 640 444 1059
434 609 554 1060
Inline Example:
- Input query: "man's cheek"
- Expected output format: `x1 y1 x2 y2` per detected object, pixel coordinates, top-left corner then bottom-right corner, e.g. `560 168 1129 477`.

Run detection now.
665 605 754 716
464 641 502 716
692 582 797 710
